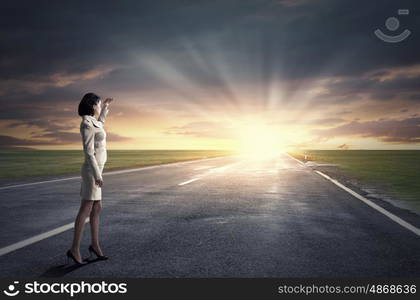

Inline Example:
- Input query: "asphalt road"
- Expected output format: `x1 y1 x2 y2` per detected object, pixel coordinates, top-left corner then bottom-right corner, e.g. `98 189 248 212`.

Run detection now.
0 154 419 278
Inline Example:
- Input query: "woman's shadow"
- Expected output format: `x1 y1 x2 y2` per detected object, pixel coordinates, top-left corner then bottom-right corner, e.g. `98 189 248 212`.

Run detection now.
40 256 102 278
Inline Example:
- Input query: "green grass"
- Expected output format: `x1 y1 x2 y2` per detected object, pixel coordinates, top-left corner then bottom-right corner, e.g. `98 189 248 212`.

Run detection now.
289 150 420 211
0 150 233 179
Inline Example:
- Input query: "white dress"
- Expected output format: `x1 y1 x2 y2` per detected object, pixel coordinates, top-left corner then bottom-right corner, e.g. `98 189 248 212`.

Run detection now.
79 107 109 200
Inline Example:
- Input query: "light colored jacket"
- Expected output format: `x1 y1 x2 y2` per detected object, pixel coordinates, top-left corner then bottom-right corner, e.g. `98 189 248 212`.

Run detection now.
80 107 109 181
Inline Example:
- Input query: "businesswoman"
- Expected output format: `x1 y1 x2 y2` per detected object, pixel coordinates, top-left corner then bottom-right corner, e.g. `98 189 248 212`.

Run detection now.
67 92 114 265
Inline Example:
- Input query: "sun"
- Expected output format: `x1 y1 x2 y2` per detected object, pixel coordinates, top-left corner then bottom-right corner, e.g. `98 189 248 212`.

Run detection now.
234 123 288 157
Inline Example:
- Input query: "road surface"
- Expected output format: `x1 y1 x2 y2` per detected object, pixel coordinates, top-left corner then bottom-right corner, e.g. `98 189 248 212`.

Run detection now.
0 154 419 277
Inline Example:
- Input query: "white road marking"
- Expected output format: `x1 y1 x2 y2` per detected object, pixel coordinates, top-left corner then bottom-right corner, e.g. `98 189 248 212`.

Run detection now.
178 178 201 186
0 219 90 257
0 176 80 191
287 153 420 237
0 156 236 190
209 161 243 173
315 170 420 237
2 153 416 260
286 153 306 166
178 161 243 186
0 156 239 256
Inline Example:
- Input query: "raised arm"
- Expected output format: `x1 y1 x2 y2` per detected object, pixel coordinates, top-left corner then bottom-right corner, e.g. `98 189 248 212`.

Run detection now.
98 106 109 124
80 120 102 181
98 98 113 124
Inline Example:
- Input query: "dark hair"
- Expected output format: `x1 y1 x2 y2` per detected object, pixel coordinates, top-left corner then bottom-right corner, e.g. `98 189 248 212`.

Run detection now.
78 93 101 116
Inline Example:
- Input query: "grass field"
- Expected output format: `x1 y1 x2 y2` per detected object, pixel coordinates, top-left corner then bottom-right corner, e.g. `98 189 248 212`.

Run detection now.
289 150 420 213
0 150 233 179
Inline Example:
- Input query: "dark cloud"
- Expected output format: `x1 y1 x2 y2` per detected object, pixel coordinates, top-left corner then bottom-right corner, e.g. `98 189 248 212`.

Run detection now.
2 0 420 91
0 146 36 150
31 131 81 144
275 0 313 7
1 0 420 147
7 117 133 145
0 130 132 146
306 118 346 126
31 130 132 144
6 118 80 145
409 94 420 101
320 74 420 102
105 132 134 142
335 110 352 115
0 135 54 146
8 119 76 131
312 117 420 143
0 102 75 121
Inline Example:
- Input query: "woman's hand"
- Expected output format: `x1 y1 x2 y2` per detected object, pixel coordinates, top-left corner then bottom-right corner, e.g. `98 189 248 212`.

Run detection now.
95 179 104 187
102 98 114 108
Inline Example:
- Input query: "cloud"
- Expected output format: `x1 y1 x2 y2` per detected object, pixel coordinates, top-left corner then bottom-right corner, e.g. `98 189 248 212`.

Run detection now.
105 132 134 142
308 65 420 105
31 131 81 144
274 0 314 7
0 67 114 96
1 0 420 149
8 116 133 145
0 145 36 150
2 0 420 90
164 121 235 139
312 117 420 144
8 119 76 131
306 118 346 126
8 118 80 145
0 130 132 146
0 135 57 146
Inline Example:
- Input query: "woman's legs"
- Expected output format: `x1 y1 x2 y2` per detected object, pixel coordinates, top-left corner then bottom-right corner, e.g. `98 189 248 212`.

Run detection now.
70 200 94 262
89 200 104 255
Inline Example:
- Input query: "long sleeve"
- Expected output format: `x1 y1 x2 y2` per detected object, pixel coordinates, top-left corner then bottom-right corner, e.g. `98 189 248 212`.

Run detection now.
98 106 109 124
80 120 102 181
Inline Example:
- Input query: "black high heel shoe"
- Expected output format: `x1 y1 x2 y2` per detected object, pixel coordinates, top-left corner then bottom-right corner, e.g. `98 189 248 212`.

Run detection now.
66 249 87 265
88 245 109 260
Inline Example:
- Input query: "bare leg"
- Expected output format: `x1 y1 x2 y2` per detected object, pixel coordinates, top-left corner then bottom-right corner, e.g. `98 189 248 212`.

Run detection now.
70 200 94 262
90 200 104 256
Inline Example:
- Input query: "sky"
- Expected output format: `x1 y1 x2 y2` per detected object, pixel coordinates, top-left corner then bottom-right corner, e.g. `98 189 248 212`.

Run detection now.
0 0 420 151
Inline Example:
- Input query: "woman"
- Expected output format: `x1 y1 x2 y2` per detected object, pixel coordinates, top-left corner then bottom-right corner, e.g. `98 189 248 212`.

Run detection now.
66 92 114 265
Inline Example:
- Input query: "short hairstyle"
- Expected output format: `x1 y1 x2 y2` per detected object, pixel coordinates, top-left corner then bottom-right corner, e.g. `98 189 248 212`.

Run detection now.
78 93 101 116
